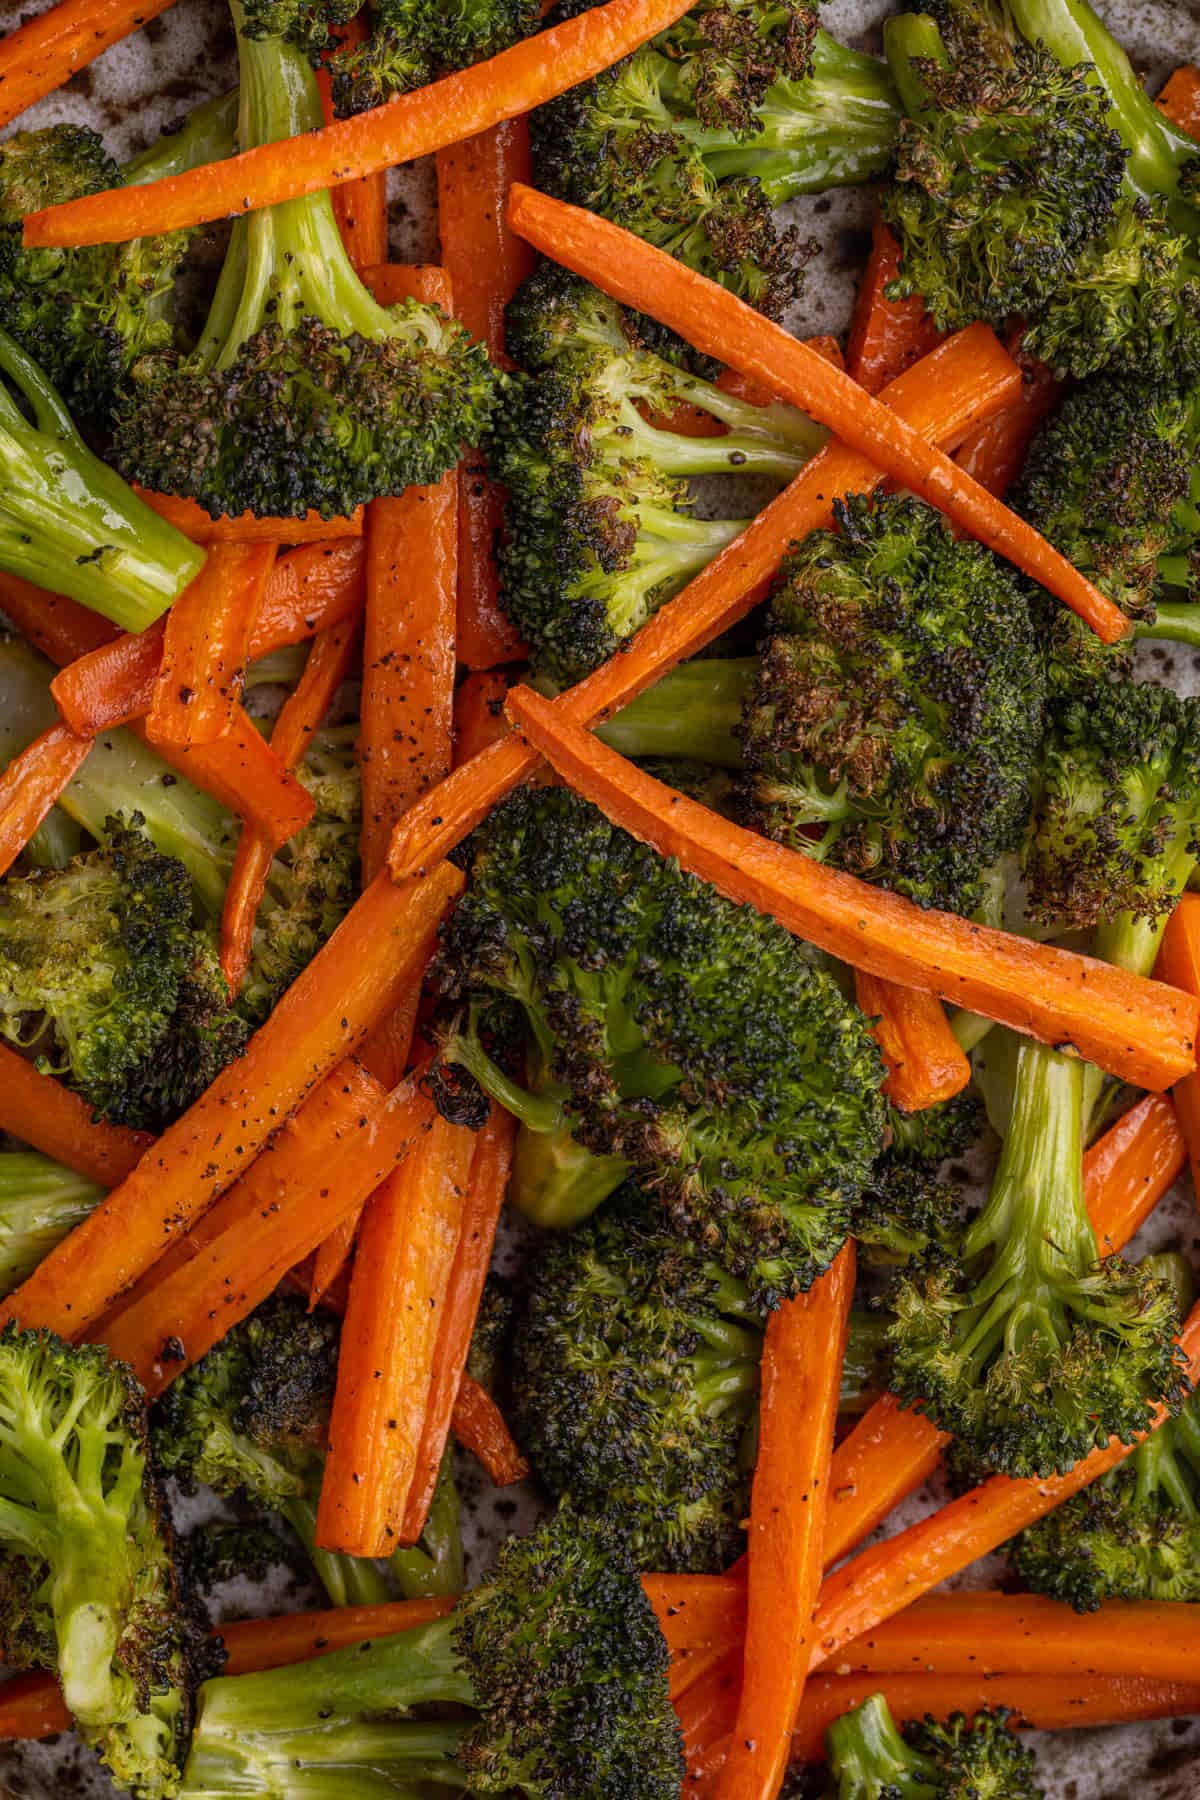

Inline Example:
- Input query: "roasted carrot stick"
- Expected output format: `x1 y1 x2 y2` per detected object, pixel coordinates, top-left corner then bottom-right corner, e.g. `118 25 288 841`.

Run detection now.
718 1244 855 1800
453 671 513 765
317 1110 477 1557
449 1372 530 1486
0 571 113 663
1156 895 1200 1195
221 619 359 994
99 1077 433 1397
0 0 176 130
1087 1093 1188 1252
254 539 365 646
1158 66 1200 136
506 185 1128 644
134 490 363 543
503 685 1199 1092
436 120 534 668
0 1043 151 1188
317 15 388 274
0 862 462 1339
845 214 942 395
399 1104 517 1539
389 324 1023 880
854 971 970 1113
146 543 277 749
953 335 1061 499
0 723 92 879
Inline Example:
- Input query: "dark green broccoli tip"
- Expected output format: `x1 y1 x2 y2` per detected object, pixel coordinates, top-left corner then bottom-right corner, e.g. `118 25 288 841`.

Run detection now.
0 331 204 633
738 492 1045 916
431 785 886 1308
0 1150 105 1298
0 1325 194 1799
824 1692 1043 1800
182 1510 684 1799
237 0 357 60
113 14 498 520
851 1160 962 1268
329 0 539 115
886 1043 1188 1481
884 1087 985 1170
0 817 247 1133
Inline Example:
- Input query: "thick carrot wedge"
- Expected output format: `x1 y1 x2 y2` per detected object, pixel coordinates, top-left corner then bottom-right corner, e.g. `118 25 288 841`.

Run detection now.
1087 1093 1187 1253
0 0 176 130
135 490 363 542
845 214 942 394
20 0 698 243
1158 66 1200 136
388 325 1023 879
0 863 461 1338
953 336 1061 499
503 685 1199 1092
146 543 276 748
1156 895 1200 1194
0 1043 151 1188
0 722 93 879
854 971 970 1112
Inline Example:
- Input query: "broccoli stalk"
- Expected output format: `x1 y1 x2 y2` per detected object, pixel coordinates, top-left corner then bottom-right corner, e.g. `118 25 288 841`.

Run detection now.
888 1040 1186 1479
115 4 495 520
180 1511 684 1799
0 330 204 632
822 1692 1041 1799
0 1150 105 1298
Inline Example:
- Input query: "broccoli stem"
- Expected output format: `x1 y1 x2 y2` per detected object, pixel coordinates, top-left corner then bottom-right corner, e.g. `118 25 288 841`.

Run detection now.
509 1113 630 1229
825 1691 937 1795
1137 600 1200 646
883 13 951 122
1143 1402 1200 1520
121 90 239 188
841 1311 892 1413
0 1151 105 1298
282 1496 393 1609
598 658 754 767
623 408 820 483
390 1452 464 1600
0 331 205 632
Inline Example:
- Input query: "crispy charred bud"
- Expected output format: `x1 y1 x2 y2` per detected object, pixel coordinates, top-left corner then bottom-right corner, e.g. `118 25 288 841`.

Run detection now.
328 0 539 114
822 1692 1044 1799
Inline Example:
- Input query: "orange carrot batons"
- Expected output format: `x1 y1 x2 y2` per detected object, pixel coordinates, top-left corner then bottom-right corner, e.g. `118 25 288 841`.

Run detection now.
854 971 970 1113
146 543 276 748
0 0 177 131
0 1043 151 1188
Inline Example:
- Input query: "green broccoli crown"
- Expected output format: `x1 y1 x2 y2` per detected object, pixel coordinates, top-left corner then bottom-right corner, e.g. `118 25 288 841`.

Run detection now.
884 1088 985 1170
495 267 823 684
851 1160 963 1268
886 1043 1188 1480
0 818 247 1133
432 785 886 1308
114 13 497 520
0 1149 105 1299
182 1510 683 1798
824 1692 1043 1800
237 0 356 60
0 1326 194 1798
738 492 1044 915
1022 678 1200 933
512 1183 762 1572
329 0 540 115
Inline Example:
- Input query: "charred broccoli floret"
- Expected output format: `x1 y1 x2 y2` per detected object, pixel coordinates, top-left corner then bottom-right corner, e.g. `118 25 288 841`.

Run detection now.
0 1150 105 1298
0 96 237 429
533 6 897 316
430 785 886 1308
603 493 1044 915
493 266 825 684
884 1086 984 1170
0 330 204 632
0 819 246 1133
329 0 540 115
180 1509 684 1798
887 1038 1187 1480
155 1294 463 1606
820 1692 1042 1800
115 4 496 520
1008 1253 1200 1610
0 1327 196 1798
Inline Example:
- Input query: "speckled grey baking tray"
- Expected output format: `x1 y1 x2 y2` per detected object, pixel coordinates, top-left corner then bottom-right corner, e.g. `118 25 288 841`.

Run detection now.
3 0 1200 1794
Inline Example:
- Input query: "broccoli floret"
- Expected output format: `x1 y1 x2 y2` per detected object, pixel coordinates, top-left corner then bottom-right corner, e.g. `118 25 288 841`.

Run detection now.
114 5 496 521
0 1327 196 1798
1008 1251 1200 1610
0 331 204 633
329 0 540 114
493 266 825 684
533 11 897 317
885 1087 984 1170
852 1159 963 1268
237 0 356 59
178 1519 308 1601
603 493 1044 915
181 1509 683 1797
886 1038 1187 1480
430 785 886 1309
821 1692 1042 1800
0 1149 105 1298
513 1184 888 1573
0 95 238 430
155 1295 463 1606
881 0 1200 381
0 819 247 1133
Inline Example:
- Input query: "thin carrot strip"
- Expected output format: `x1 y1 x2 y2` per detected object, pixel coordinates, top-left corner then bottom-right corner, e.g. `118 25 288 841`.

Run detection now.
1158 66 1200 136
389 324 1024 879
399 1104 517 1540
436 121 534 668
1087 1094 1187 1253
1155 894 1200 1194
154 709 314 853
253 539 365 646
317 1111 477 1557
0 722 93 879
503 685 1199 1092
0 863 462 1339
845 214 942 395
0 0 176 131
449 1372 530 1486
317 15 388 274
953 336 1062 499
717 1243 855 1800
854 971 970 1113
98 1078 433 1398
221 620 359 994
506 185 1128 644
134 490 363 542
453 671 513 765
146 543 277 748
0 1043 151 1187
0 572 114 663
